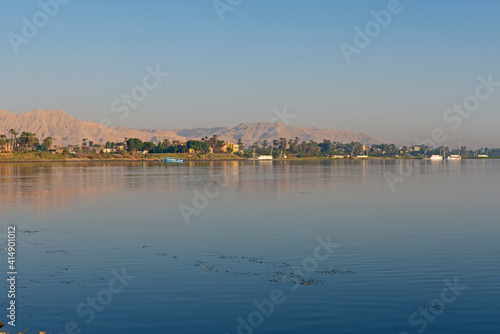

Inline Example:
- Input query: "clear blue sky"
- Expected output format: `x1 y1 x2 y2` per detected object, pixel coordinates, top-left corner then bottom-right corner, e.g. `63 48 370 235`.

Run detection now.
1 0 499 145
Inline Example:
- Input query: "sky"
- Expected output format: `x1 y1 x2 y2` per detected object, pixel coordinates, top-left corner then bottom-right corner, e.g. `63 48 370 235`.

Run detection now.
1 0 499 145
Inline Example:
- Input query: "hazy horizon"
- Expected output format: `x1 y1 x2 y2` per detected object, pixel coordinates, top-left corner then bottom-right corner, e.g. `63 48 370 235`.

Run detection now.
1 1 499 146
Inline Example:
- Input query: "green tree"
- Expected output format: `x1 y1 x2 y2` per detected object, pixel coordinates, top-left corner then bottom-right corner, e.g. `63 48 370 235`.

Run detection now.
237 138 244 151
279 138 287 157
43 137 53 151
201 141 210 153
126 138 144 151
143 141 155 152
209 135 219 151
0 134 7 150
9 129 18 151
187 140 203 152
19 132 38 151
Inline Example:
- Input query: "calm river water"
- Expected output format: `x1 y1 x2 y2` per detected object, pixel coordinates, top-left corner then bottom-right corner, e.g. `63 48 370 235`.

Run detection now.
0 160 499 333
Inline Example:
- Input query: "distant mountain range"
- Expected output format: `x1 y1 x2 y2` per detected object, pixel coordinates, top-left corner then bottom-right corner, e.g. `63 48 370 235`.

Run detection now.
0 109 383 146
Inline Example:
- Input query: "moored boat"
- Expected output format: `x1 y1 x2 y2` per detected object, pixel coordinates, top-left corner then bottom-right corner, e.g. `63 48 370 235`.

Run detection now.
161 157 183 163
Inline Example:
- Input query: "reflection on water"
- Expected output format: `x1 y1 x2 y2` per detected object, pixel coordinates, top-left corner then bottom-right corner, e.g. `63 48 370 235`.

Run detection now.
0 160 499 333
1 159 496 214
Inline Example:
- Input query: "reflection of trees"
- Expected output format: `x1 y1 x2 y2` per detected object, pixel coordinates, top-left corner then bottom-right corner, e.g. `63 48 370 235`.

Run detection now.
0 162 150 214
0 160 376 215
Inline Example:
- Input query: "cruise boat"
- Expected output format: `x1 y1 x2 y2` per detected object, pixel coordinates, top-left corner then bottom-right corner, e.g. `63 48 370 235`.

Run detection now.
161 157 183 163
248 144 274 160
429 155 443 160
447 155 461 160
248 155 273 161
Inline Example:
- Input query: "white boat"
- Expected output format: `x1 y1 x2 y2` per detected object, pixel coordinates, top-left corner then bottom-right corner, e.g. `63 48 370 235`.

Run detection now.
161 157 183 163
429 155 443 160
249 155 273 161
447 155 461 160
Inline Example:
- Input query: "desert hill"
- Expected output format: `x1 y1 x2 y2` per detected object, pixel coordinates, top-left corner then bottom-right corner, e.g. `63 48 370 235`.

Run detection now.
0 109 382 146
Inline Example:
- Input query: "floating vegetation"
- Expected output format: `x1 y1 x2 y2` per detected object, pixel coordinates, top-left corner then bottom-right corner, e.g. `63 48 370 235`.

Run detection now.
316 269 356 275
46 249 70 255
195 261 218 272
155 252 169 256
22 229 42 234
213 254 292 267
406 298 457 315
419 300 446 312
197 253 356 285
154 252 178 259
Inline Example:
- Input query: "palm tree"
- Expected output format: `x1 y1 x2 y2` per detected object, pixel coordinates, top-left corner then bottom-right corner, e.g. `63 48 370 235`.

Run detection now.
262 140 268 150
18 132 37 151
273 139 279 155
18 132 29 151
82 138 87 147
0 134 7 151
279 138 287 158
9 129 18 152
215 140 224 153
163 139 170 148
209 135 219 152
43 137 53 151
237 138 244 151
251 141 258 158
27 133 38 151
31 134 39 150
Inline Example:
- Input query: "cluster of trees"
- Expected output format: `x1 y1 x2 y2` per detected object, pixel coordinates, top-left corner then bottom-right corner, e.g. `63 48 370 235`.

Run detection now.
122 135 235 154
246 139 500 158
2 129 500 158
0 129 53 152
249 138 368 158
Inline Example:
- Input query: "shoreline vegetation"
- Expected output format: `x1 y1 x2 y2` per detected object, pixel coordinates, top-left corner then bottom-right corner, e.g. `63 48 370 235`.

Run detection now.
1 131 499 163
0 152 499 163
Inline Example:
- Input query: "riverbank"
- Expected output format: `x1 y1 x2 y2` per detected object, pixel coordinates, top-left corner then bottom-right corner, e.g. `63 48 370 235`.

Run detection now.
1 152 498 163
0 152 246 163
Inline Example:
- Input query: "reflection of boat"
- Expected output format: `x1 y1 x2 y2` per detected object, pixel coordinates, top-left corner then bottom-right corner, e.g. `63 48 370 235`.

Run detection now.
446 155 461 160
161 157 183 163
